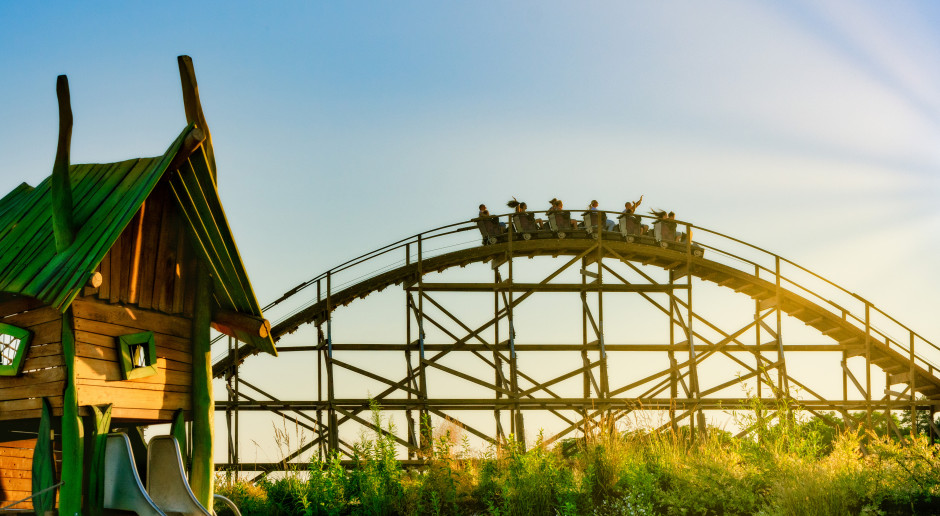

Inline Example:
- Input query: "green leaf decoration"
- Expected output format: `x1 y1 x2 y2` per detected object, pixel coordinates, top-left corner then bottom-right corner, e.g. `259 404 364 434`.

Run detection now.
32 397 56 514
170 408 190 474
86 404 112 516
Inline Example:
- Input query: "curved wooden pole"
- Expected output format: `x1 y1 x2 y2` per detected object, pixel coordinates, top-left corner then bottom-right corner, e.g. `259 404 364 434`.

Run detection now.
52 75 75 252
177 56 216 183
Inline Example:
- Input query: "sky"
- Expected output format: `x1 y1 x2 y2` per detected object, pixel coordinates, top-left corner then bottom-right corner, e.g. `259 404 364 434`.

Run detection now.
2 0 940 454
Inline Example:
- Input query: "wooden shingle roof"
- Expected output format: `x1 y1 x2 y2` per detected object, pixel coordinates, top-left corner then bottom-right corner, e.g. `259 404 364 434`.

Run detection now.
0 125 276 356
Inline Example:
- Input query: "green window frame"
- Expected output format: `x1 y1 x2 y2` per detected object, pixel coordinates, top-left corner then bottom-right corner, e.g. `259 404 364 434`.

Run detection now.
118 331 158 380
0 322 32 376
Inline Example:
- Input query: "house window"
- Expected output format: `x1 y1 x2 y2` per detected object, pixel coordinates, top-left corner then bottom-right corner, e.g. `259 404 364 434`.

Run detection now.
118 331 157 380
0 322 32 376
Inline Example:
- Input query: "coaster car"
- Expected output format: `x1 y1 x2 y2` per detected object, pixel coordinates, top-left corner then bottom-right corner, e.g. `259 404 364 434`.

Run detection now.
546 210 576 239
581 211 602 237
617 213 643 243
475 216 505 245
653 220 704 257
512 212 541 240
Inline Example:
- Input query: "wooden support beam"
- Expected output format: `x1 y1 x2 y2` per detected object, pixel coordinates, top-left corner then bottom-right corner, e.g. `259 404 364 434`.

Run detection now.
87 271 103 289
759 296 778 310
212 309 271 339
190 262 214 511
166 126 207 172
888 372 913 385
52 75 75 252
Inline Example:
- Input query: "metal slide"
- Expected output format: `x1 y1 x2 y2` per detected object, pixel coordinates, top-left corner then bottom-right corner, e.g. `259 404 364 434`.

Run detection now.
103 433 166 516
146 435 212 516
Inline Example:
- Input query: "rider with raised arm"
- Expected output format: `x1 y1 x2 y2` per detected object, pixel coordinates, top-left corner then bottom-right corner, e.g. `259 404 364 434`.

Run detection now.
623 194 643 215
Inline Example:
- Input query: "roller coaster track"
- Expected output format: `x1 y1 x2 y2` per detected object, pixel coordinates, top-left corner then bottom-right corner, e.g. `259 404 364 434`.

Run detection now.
213 212 940 468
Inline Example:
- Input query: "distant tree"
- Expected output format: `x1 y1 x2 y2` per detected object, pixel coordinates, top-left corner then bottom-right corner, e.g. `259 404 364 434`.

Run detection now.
897 396 940 437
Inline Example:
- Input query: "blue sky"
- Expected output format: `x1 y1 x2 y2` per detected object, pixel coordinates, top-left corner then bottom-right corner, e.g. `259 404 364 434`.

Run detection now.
2 1 940 439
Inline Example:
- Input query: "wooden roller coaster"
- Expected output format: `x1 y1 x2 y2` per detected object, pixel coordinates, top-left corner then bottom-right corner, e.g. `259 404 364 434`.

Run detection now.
212 211 940 472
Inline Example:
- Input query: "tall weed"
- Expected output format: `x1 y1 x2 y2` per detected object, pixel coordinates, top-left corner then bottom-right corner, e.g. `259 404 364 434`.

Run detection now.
215 401 940 515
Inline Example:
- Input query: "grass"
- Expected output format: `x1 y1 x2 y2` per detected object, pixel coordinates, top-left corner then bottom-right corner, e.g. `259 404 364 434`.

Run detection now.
215 403 940 515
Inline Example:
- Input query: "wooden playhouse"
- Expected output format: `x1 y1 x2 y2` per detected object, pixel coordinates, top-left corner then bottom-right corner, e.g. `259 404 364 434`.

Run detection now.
0 56 276 514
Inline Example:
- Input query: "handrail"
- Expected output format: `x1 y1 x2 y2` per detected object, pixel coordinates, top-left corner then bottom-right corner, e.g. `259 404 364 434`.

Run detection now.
235 210 938 378
0 481 64 510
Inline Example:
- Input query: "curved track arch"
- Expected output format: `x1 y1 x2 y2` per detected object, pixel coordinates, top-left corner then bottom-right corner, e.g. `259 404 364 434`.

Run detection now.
213 214 940 470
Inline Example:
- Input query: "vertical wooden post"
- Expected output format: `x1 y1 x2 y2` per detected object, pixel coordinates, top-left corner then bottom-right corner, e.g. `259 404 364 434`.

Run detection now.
190 262 214 511
909 332 916 436
317 323 325 460
233 335 239 466
417 235 430 450
326 272 338 452
225 339 234 475
581 256 590 436
842 351 848 410
59 308 83 516
404 245 415 458
685 226 703 436
754 265 762 401
52 75 75 252
668 273 677 431
316 280 324 459
884 371 892 436
774 257 788 396
865 304 872 429
506 215 524 446
597 239 609 407
493 266 504 442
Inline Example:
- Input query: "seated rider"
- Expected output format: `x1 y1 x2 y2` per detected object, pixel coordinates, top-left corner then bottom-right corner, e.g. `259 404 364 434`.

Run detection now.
623 194 643 215
553 199 580 228
519 202 545 229
479 204 506 229
589 200 617 231
666 211 691 242
622 195 647 234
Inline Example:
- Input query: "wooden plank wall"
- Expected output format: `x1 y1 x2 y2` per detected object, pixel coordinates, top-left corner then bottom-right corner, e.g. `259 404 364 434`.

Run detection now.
87 180 198 318
0 438 60 510
73 298 192 423
0 304 64 421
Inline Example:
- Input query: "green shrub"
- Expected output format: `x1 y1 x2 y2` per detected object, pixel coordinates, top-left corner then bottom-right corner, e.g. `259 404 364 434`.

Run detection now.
345 405 406 514
215 475 269 516
214 401 940 515
307 454 347 515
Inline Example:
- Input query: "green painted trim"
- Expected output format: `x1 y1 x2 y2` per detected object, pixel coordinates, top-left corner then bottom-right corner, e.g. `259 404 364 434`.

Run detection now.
117 331 157 380
0 321 32 376
60 308 84 516
32 397 56 514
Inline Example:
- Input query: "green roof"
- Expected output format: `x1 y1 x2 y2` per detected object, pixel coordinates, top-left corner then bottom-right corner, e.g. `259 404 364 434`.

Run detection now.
0 125 276 356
